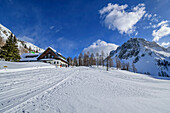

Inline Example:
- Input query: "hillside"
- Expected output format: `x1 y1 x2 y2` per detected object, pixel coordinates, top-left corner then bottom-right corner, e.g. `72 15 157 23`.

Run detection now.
0 63 170 113
110 38 170 77
0 24 44 54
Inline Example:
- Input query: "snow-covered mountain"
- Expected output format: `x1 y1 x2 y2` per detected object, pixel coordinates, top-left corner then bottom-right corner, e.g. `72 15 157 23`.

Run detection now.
110 38 170 77
83 39 118 57
0 24 44 54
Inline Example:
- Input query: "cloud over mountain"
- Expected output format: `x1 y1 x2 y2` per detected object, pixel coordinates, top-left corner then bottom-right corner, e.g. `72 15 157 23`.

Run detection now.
83 39 118 55
152 20 170 42
160 42 170 48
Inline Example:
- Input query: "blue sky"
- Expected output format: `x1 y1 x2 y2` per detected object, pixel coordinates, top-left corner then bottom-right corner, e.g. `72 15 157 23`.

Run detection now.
0 0 170 57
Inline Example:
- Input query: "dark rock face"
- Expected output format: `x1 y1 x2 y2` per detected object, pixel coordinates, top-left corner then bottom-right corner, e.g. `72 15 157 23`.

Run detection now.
111 38 141 60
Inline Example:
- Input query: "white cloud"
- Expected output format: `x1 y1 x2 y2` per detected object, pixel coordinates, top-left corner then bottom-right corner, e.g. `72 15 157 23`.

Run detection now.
83 39 118 56
49 26 55 30
147 14 152 19
153 14 157 17
18 36 34 43
99 3 146 34
144 13 152 20
151 17 159 22
152 24 157 28
56 29 60 33
135 32 138 36
56 37 64 41
152 20 170 41
157 20 168 27
160 42 170 48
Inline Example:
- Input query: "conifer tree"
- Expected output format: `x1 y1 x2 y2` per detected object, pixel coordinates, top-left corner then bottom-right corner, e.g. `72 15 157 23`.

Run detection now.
0 34 20 61
24 44 27 49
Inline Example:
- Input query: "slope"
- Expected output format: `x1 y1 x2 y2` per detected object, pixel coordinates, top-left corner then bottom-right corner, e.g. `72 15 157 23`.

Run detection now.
0 65 170 113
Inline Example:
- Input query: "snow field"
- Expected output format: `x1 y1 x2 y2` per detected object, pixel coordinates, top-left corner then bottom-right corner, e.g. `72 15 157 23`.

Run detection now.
0 65 170 113
0 61 56 73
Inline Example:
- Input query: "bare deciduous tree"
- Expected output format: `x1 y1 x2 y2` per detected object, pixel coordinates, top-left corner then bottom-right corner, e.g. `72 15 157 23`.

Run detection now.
99 55 102 66
96 52 99 67
101 51 104 67
78 53 83 66
83 53 88 66
116 56 121 69
126 63 130 71
121 63 126 70
73 57 78 66
105 54 111 71
67 57 72 67
89 53 94 66
132 63 137 72
108 56 113 67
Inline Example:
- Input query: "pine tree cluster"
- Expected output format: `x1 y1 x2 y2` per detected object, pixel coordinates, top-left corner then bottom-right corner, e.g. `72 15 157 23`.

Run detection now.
0 33 20 61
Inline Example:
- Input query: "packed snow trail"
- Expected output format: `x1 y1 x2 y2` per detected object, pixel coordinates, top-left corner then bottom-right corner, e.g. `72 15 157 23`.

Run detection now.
0 66 170 113
0 67 79 112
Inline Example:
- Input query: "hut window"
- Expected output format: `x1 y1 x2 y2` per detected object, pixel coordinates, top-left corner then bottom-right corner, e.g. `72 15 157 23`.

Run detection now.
48 54 50 58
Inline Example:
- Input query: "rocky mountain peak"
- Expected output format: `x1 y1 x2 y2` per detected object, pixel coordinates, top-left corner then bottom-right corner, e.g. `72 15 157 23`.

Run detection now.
0 24 44 54
110 37 170 77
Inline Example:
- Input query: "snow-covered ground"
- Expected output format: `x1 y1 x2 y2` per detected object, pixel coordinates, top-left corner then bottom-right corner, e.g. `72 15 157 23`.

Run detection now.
0 61 56 73
0 62 170 113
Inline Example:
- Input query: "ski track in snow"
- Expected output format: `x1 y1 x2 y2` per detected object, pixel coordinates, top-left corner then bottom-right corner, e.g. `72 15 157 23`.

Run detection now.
0 66 170 113
0 68 79 113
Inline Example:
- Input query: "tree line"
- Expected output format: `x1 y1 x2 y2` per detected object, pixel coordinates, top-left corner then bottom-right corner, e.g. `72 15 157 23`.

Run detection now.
67 51 113 67
115 56 137 72
67 53 137 73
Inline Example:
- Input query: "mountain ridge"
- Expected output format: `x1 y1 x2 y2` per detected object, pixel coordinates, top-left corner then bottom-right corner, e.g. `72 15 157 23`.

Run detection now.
0 24 44 54
110 38 170 77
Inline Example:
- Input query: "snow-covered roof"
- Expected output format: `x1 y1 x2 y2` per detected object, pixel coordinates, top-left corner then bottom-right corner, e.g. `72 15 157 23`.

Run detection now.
47 47 56 52
57 52 62 55
20 46 67 62
20 53 41 61
39 59 54 61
